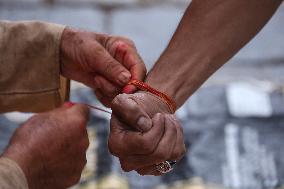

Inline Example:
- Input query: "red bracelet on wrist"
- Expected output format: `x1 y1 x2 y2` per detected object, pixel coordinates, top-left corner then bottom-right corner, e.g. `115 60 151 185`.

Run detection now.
127 79 176 113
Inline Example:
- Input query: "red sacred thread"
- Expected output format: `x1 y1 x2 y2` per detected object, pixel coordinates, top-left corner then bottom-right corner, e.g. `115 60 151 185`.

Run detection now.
128 79 176 113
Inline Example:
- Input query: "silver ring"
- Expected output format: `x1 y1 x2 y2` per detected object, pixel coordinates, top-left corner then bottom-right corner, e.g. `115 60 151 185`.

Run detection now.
155 161 177 174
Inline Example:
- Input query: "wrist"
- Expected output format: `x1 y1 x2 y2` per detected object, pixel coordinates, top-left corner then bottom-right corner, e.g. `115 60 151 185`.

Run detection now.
145 70 184 109
145 51 212 108
129 80 176 113
60 27 75 76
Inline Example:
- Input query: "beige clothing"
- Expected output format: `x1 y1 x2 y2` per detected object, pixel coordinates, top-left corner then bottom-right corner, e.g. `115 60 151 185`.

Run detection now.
0 20 70 188
0 158 28 189
0 20 69 113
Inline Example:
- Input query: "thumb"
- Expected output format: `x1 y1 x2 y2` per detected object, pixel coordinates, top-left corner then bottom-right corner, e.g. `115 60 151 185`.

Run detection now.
67 103 90 122
111 94 152 132
56 102 90 122
49 102 75 113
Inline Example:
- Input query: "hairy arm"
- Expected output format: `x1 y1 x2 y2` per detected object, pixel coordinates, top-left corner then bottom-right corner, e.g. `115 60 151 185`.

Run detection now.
146 0 283 108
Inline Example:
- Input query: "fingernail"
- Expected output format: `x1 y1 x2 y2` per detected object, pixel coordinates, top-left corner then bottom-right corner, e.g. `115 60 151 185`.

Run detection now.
64 101 75 108
137 116 152 132
118 72 131 84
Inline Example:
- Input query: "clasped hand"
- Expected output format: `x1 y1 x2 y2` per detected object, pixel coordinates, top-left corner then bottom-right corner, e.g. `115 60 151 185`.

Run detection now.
109 92 186 176
61 28 186 176
3 27 185 189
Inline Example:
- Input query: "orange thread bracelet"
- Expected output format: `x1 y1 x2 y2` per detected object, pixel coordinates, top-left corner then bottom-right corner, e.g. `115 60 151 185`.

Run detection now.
128 79 176 113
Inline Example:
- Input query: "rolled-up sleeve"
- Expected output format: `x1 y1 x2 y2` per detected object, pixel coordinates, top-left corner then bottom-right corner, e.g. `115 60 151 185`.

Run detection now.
0 158 28 189
0 20 69 113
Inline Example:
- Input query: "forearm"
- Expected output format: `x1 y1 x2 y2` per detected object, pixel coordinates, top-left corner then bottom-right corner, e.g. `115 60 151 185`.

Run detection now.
146 0 282 108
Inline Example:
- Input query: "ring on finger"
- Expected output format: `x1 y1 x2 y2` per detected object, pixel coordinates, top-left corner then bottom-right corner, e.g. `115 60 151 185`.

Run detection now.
155 161 177 174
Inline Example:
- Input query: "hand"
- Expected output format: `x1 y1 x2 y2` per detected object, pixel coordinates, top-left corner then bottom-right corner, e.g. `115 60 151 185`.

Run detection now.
3 103 90 189
109 92 186 175
60 28 147 107
109 113 186 176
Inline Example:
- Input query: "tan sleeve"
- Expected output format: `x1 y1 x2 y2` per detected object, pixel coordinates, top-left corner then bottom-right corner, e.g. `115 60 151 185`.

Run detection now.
0 158 29 189
0 20 70 113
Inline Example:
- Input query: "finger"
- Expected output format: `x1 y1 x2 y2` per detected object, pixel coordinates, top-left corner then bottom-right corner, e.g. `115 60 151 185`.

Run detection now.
59 104 90 138
94 75 121 98
70 104 90 119
108 114 165 157
111 94 152 132
90 44 131 87
114 43 146 94
94 89 112 107
136 165 162 176
112 40 145 81
68 103 90 127
121 114 177 171
168 115 186 161
107 39 146 94
114 42 128 65
106 37 136 63
122 52 147 94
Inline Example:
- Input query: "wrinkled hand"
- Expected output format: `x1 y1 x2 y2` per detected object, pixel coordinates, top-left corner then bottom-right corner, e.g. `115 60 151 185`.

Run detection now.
60 28 146 107
108 92 186 176
3 103 90 189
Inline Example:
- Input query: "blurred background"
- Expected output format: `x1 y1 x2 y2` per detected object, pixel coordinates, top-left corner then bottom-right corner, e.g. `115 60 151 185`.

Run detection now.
1 0 284 189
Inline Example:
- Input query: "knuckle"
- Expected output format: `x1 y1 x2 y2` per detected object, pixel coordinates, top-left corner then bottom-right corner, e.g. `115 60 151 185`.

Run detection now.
111 94 128 110
122 38 135 47
116 36 135 47
93 44 105 56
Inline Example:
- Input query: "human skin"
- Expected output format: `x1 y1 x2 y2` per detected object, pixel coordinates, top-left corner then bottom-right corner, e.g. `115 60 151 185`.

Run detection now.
0 25 146 187
109 0 283 175
2 103 90 189
60 28 146 107
145 0 283 108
